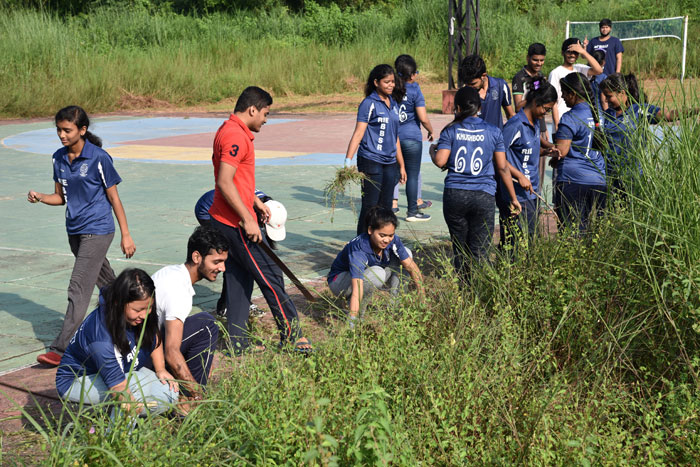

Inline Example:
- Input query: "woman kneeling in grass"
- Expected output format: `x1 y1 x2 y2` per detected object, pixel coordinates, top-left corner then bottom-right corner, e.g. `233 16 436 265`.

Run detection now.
56 268 178 415
327 206 424 326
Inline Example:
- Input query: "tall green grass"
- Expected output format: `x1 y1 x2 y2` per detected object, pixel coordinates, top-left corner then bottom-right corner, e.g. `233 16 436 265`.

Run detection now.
1 0 697 117
16 93 700 464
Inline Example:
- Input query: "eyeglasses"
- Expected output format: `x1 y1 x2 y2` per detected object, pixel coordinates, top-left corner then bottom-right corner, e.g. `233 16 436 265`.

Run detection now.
540 105 554 114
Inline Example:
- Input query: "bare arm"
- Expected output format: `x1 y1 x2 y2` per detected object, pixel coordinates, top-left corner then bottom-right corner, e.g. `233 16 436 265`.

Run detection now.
616 52 623 73
27 182 65 206
507 162 533 194
503 103 516 120
552 103 561 131
513 94 527 112
349 278 363 318
494 151 522 215
432 148 450 169
345 121 369 161
164 320 199 396
400 257 424 296
568 42 602 76
555 139 572 157
217 162 261 242
396 137 407 184
415 107 434 140
105 185 135 258
151 337 178 393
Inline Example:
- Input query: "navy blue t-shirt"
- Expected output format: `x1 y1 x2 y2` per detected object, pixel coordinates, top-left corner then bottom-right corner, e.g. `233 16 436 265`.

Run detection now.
356 91 401 164
52 140 122 235
499 109 540 203
56 305 155 397
194 190 215 221
554 103 606 185
437 116 505 196
327 233 410 282
398 82 426 142
586 36 624 76
479 76 512 130
603 103 660 174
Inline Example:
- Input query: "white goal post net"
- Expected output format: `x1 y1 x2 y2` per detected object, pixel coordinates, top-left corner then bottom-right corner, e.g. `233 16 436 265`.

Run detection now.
567 16 689 81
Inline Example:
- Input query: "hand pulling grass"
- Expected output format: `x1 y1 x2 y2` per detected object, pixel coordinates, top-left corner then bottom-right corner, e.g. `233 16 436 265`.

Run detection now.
323 166 368 221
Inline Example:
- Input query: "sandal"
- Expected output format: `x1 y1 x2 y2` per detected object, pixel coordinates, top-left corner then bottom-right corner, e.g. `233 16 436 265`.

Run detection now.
278 338 314 355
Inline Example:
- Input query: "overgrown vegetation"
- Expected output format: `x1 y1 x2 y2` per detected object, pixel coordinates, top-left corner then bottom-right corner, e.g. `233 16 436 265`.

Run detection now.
13 93 700 463
0 0 697 117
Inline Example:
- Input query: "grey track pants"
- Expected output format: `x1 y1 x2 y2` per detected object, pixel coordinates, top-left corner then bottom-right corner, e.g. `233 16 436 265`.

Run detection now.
51 233 116 353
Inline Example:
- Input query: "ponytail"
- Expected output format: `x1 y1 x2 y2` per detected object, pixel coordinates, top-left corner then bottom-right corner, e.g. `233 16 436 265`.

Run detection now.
55 105 103 148
393 54 417 104
561 72 606 151
448 86 481 127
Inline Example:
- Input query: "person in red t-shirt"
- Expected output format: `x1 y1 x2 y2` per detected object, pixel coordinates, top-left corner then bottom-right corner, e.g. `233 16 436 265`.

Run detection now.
209 86 313 355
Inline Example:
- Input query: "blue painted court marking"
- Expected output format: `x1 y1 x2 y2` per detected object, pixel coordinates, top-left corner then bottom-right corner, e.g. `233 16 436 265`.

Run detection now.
1 117 297 156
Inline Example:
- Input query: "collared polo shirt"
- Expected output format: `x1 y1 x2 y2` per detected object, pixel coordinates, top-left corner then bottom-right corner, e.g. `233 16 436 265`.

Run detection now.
52 139 121 236
327 233 410 282
479 76 512 130
356 91 401 164
554 102 606 185
209 114 256 228
437 116 505 196
56 305 155 397
398 82 426 143
500 109 540 202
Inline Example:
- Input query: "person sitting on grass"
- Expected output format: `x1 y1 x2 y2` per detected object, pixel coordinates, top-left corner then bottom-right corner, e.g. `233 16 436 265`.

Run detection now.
327 206 424 327
56 268 178 415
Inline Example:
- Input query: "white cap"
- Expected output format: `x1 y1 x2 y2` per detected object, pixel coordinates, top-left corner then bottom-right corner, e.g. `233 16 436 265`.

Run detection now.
264 200 287 241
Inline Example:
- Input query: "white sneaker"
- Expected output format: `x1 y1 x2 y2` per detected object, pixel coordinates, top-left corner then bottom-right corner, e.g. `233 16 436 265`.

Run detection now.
406 212 431 222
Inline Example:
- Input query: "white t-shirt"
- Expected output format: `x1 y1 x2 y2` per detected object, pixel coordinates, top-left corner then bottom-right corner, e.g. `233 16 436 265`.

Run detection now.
152 264 195 329
548 64 591 117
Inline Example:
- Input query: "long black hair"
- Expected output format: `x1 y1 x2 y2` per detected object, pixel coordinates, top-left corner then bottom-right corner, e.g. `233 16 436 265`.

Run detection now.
103 268 159 357
560 72 606 151
365 64 395 97
55 105 102 147
392 54 417 104
525 77 558 106
449 86 481 127
600 73 642 103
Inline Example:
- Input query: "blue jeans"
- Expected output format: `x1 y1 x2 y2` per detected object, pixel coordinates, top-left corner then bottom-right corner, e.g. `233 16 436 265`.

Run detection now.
395 139 423 215
554 182 607 234
442 188 495 276
357 156 398 235
60 367 178 414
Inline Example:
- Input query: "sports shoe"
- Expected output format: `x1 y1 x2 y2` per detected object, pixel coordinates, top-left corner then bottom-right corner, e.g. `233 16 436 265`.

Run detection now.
37 351 62 366
417 200 433 209
406 212 431 222
392 207 399 213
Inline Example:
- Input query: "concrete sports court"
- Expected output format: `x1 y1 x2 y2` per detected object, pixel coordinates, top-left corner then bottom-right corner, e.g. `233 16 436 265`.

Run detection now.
0 112 555 430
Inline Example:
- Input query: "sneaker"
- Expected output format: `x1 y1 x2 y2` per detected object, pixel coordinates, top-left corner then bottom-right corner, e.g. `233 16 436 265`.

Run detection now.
392 207 399 213
406 212 431 222
417 200 433 209
37 351 62 366
249 304 265 318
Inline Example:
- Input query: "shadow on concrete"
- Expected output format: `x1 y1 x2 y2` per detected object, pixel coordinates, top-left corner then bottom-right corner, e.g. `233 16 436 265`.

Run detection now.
289 185 327 205
0 293 65 352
